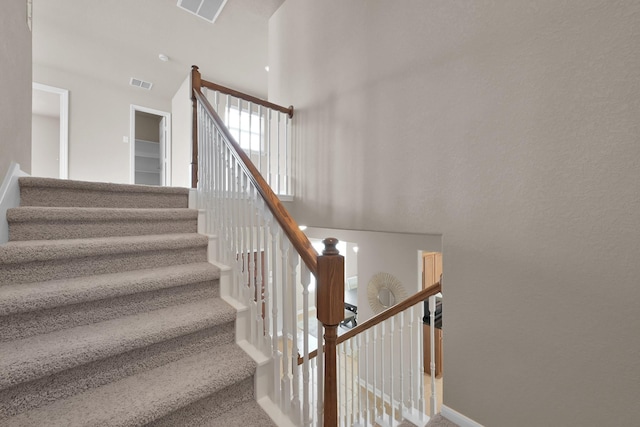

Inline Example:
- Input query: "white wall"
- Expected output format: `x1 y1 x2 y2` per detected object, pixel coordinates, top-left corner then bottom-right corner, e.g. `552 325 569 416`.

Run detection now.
0 0 32 178
270 1 640 426
31 114 59 178
32 65 170 184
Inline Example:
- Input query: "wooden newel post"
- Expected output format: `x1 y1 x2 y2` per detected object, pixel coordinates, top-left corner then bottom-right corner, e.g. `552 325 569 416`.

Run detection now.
317 237 344 427
190 65 202 189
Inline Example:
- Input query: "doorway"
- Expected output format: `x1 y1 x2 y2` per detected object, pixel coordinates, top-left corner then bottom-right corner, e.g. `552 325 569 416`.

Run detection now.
130 106 171 186
31 83 69 179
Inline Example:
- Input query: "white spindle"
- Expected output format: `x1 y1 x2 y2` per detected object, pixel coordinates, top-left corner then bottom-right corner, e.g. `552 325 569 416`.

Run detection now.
365 329 370 427
350 337 356 427
284 114 289 195
301 264 311 427
269 221 280 405
280 236 291 414
390 316 395 426
277 112 281 194
418 304 426 418
429 294 437 416
399 311 405 419
249 185 257 346
289 250 300 422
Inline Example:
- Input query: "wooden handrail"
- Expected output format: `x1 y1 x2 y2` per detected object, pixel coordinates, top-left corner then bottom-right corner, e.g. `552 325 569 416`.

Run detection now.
301 282 442 364
192 89 318 275
201 79 294 118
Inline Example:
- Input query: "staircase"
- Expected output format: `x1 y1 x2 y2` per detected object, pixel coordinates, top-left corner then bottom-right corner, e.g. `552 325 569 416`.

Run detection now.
0 177 276 426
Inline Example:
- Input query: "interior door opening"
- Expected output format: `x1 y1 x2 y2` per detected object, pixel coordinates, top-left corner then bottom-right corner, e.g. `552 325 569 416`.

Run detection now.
130 106 171 186
31 83 69 179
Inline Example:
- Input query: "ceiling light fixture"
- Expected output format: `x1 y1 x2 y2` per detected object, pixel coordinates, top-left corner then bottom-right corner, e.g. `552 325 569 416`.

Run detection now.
158 54 169 62
265 66 270 72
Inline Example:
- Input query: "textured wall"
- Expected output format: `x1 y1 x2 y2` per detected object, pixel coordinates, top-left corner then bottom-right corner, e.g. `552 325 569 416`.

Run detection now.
269 1 640 425
0 0 32 178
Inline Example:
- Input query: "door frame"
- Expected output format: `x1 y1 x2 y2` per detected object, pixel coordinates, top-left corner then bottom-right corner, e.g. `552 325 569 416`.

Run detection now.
129 105 171 185
32 83 69 179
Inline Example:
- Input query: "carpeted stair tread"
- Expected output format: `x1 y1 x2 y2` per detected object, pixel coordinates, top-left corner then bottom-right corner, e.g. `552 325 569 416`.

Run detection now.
7 207 198 241
0 235 209 286
0 233 207 265
0 263 219 316
18 177 189 209
0 298 235 390
3 343 256 427
206 400 277 426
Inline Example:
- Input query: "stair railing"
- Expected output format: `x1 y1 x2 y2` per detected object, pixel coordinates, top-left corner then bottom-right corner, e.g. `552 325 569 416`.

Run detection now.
302 282 442 427
191 65 294 196
191 66 344 427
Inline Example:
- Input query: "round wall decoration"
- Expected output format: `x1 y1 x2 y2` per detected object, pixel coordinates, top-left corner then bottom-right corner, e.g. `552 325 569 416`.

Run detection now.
367 272 408 314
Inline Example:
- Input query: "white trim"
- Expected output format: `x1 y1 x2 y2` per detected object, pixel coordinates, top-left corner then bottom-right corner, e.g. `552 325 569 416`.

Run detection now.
441 405 485 427
32 83 69 179
129 105 172 186
0 162 29 243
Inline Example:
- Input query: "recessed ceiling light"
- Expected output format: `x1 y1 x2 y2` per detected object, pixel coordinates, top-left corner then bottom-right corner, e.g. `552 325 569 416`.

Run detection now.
159 54 170 62
264 66 269 72
298 225 307 231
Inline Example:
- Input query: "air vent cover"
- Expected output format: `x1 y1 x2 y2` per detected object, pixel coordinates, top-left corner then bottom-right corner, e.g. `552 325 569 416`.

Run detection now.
177 0 228 23
130 78 153 90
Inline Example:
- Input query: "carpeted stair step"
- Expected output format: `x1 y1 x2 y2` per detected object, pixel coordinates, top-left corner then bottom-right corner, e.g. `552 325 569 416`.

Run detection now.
18 177 190 209
151 385 277 427
0 233 208 286
0 298 235 390
2 343 261 427
7 206 198 241
0 321 236 420
0 263 221 341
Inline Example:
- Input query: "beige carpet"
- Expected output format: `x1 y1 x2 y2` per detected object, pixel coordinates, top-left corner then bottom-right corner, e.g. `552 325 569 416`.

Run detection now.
399 413 460 427
0 177 276 426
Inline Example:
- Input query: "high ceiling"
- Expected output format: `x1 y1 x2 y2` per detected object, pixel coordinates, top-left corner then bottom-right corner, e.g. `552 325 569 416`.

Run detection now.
32 0 284 100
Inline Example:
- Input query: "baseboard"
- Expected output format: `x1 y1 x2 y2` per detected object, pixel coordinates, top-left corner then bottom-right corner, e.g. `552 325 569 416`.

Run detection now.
441 405 484 427
0 162 28 244
257 396 298 427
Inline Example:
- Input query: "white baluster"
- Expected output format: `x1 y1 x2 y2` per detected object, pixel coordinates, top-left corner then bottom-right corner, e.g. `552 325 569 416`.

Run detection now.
429 294 437 417
247 101 253 159
289 250 300 423
267 109 272 189
399 311 405 420
373 325 378 423
276 111 281 194
280 236 291 414
350 338 356 427
408 306 415 413
300 264 311 427
284 114 289 195
339 342 346 427
418 304 426 418
365 329 370 427
390 316 395 427
269 222 280 405
248 185 257 345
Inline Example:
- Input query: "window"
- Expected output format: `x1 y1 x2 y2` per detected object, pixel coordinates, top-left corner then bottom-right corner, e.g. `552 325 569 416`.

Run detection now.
227 106 262 152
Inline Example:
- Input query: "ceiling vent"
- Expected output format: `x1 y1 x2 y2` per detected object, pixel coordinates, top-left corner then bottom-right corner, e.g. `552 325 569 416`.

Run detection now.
130 78 153 90
177 0 228 24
